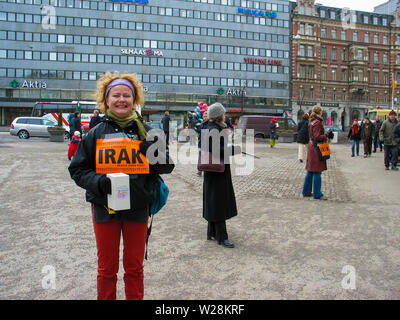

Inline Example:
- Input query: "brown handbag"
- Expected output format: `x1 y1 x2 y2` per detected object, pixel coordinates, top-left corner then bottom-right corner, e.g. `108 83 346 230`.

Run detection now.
197 150 225 172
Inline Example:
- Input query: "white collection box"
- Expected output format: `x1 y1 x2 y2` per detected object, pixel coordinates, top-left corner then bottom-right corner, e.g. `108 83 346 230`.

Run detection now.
106 173 131 211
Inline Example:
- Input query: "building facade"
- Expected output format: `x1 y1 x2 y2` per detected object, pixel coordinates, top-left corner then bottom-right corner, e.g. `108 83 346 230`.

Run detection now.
0 0 291 126
291 0 400 129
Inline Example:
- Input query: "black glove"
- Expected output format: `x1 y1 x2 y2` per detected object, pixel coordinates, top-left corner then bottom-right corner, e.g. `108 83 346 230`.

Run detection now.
327 130 334 140
139 140 153 155
99 175 111 195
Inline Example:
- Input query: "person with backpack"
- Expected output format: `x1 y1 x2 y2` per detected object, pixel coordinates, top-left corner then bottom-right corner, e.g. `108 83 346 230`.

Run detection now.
68 71 174 300
347 119 361 157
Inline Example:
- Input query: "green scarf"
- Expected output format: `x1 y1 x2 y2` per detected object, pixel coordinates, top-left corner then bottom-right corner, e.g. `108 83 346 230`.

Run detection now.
107 110 147 140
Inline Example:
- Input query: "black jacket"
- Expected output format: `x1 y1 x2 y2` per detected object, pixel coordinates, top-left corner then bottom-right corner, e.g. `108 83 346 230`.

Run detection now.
161 115 170 132
68 114 174 223
202 121 239 223
89 115 102 130
73 116 82 134
296 119 309 144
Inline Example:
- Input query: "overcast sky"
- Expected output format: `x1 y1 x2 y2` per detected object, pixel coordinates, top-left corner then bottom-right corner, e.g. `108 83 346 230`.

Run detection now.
311 0 389 13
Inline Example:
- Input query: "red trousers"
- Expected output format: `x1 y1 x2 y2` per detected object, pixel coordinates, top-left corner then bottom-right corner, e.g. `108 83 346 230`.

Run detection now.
92 213 148 300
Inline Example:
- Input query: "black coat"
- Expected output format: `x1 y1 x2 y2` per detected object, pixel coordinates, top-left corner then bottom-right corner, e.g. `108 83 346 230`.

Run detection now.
161 115 170 132
202 121 238 222
73 116 82 134
296 119 309 144
89 115 102 129
68 114 174 223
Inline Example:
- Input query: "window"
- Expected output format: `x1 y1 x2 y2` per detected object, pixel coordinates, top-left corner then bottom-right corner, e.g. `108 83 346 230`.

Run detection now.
353 31 358 42
358 49 363 60
341 49 347 61
321 47 327 59
321 89 326 100
307 45 313 57
374 52 379 64
321 28 326 38
299 23 305 35
321 67 327 80
357 69 363 82
299 45 305 56
331 29 336 39
331 68 337 81
374 33 379 44
332 48 337 60
341 30 346 40
365 33 369 43
341 69 347 81
383 53 388 64
374 71 379 84
307 24 313 36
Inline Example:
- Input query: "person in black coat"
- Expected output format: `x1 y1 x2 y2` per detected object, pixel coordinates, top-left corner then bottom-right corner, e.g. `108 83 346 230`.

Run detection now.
161 111 170 146
201 103 241 248
89 109 102 130
296 113 309 163
72 111 82 136
68 72 174 300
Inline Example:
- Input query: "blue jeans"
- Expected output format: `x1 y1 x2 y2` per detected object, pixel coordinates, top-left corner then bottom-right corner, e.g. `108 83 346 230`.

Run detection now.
302 171 323 199
351 139 360 156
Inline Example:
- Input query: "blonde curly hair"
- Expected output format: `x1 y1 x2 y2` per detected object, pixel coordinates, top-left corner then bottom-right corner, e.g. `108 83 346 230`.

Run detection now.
309 106 323 122
96 71 145 114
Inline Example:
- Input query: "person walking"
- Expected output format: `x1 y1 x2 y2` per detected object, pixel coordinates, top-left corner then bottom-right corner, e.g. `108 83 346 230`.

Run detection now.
379 110 399 171
202 103 241 248
296 113 309 163
161 111 170 147
68 71 174 300
269 117 279 148
89 109 102 130
373 116 383 153
301 106 330 200
347 119 361 157
360 117 375 158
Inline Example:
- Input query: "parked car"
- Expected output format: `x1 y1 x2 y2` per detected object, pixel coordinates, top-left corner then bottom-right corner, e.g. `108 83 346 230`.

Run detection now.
10 117 60 139
236 115 298 140
324 125 342 132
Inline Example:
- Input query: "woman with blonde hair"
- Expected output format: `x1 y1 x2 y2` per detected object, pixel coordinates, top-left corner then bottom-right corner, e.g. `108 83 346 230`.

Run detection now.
69 71 174 299
302 106 330 200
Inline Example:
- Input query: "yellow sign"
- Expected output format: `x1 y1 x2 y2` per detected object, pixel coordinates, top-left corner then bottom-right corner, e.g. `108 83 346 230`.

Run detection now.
95 137 150 174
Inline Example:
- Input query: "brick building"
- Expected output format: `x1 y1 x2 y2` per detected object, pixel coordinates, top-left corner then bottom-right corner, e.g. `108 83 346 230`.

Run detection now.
291 0 400 129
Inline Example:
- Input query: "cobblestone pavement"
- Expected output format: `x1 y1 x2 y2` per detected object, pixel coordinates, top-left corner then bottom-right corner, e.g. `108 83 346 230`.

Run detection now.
172 141 351 202
0 135 400 300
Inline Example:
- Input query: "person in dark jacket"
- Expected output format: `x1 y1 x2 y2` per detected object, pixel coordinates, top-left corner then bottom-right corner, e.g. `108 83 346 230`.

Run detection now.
201 103 241 248
68 112 75 140
72 111 82 136
89 109 102 130
360 117 375 158
380 110 399 170
68 72 174 300
347 119 361 157
161 111 170 146
373 116 383 152
269 117 279 148
296 113 309 163
302 106 329 200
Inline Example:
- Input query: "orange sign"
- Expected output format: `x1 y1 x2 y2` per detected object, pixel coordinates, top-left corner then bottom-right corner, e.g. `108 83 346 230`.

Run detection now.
95 137 150 174
318 143 331 157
